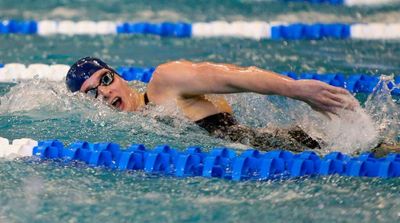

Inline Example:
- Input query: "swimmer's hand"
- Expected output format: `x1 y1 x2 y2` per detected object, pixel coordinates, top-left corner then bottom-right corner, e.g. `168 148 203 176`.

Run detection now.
291 80 360 117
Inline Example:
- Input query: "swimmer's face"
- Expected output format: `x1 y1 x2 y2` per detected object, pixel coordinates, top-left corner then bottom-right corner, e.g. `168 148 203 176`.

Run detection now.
80 69 137 111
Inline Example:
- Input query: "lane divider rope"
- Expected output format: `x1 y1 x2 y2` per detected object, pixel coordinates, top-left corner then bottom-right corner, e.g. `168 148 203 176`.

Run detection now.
1 20 400 40
285 0 399 6
0 136 399 180
0 63 399 95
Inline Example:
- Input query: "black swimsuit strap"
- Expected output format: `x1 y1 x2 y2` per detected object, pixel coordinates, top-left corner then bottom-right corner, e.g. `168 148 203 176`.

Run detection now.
143 92 150 105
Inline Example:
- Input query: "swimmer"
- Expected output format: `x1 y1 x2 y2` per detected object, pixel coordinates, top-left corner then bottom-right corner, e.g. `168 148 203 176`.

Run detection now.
66 57 359 152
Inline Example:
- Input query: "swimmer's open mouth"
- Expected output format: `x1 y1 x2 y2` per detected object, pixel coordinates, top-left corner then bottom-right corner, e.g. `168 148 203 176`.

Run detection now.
111 97 122 109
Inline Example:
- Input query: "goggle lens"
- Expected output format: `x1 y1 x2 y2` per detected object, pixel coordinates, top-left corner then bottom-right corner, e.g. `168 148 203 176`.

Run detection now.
85 71 115 98
101 72 114 86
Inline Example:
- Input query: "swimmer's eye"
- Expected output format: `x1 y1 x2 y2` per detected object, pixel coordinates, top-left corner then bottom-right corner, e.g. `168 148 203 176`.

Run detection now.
86 88 98 98
84 71 114 98
100 71 114 86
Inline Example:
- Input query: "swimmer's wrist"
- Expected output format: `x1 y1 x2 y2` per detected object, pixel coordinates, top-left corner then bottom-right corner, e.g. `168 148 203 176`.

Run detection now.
285 80 299 99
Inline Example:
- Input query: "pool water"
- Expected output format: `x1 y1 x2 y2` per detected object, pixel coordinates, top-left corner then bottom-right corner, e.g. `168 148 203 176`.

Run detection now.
1 0 400 222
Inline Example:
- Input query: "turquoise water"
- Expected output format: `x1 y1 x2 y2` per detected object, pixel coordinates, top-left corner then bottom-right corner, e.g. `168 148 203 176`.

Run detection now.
1 0 400 222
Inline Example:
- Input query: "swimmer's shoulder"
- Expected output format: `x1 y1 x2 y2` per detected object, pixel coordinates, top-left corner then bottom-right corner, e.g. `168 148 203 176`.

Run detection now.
145 60 193 103
147 60 222 104
154 60 194 76
147 60 194 91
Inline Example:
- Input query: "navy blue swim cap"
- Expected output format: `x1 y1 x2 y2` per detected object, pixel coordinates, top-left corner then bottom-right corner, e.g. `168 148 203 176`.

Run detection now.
66 57 115 92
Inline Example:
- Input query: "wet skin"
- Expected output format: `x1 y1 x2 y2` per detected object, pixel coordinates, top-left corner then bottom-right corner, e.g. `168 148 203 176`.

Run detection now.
79 60 359 122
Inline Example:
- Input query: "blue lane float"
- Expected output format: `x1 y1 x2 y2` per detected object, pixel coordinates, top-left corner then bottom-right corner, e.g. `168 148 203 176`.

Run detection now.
116 22 191 37
271 23 351 40
1 20 400 40
31 140 400 180
0 20 37 34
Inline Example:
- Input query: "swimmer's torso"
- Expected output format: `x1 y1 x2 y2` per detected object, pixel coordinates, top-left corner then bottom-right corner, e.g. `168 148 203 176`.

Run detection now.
145 77 233 121
175 95 233 121
145 62 235 121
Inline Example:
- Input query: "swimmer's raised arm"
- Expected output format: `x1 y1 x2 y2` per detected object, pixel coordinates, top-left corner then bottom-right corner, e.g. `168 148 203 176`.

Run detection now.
151 60 358 115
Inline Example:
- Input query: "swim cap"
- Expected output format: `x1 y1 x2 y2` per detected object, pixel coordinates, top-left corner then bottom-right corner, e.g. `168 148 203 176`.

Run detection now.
66 57 114 92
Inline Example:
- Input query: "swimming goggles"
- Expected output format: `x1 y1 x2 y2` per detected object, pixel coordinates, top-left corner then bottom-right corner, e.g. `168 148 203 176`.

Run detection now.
86 71 115 98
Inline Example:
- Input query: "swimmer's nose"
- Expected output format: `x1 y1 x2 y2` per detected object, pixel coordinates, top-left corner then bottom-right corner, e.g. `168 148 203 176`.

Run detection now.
97 85 112 98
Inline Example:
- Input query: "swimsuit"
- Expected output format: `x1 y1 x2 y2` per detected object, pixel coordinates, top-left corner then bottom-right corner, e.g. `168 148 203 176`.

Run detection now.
144 92 150 105
143 92 320 152
195 113 321 152
195 112 238 133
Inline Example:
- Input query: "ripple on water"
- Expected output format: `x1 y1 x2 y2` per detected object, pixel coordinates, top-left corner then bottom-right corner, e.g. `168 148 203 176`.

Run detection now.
1 159 400 222
1 1 400 220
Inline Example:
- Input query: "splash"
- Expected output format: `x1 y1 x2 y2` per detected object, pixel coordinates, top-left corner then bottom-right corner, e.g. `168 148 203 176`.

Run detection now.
0 79 66 114
228 92 380 154
365 75 400 144
1 79 398 154
0 80 224 149
305 107 379 154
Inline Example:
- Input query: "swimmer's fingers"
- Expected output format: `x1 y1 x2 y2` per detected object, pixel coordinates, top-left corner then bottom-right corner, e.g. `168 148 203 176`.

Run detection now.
305 94 344 117
321 93 345 108
296 80 359 116
326 88 360 110
327 85 349 95
316 94 359 117
315 91 346 110
325 91 358 111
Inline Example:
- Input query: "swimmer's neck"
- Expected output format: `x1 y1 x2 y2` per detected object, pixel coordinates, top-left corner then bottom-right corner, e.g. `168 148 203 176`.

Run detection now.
129 89 146 111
